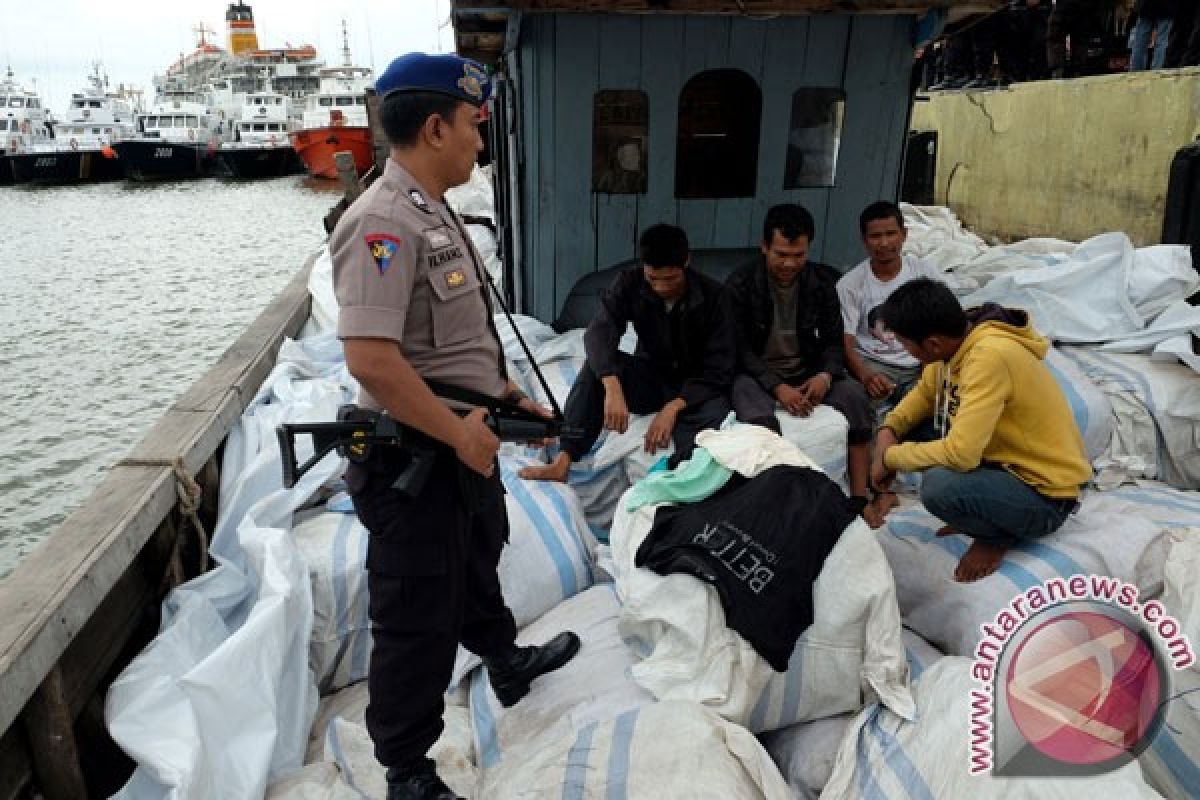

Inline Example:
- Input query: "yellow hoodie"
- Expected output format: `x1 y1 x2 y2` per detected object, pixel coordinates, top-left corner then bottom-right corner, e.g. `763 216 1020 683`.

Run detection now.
881 307 1092 499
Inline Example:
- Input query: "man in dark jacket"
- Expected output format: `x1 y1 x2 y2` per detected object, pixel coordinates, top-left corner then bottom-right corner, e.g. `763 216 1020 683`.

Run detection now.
725 204 882 526
521 224 735 482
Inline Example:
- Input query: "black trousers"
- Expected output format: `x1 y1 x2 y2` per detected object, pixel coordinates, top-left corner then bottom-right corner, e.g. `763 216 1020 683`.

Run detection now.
560 353 730 462
730 373 874 445
347 446 517 770
999 8 1049 81
1047 0 1091 77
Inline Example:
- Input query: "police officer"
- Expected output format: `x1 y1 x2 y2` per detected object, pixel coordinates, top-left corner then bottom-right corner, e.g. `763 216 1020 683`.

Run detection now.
331 53 581 800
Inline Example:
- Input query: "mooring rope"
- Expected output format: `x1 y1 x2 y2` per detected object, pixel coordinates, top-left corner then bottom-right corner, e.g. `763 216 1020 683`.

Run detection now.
117 457 211 576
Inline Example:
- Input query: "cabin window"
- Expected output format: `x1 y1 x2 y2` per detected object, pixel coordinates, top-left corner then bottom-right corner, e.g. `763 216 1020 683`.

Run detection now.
158 117 171 128
92 127 100 134
253 123 265 131
783 88 845 188
592 90 648 195
0 120 7 131
355 97 367 105
319 97 333 107
9 98 24 108
88 101 101 108
336 96 354 106
675 69 760 198
29 99 39 109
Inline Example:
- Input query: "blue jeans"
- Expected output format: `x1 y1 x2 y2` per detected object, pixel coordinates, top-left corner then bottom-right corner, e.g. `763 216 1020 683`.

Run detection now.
1130 17 1173 71
919 466 1077 548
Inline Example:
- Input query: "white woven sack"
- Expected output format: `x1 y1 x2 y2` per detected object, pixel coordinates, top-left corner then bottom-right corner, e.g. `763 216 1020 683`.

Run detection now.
479 700 793 799
610 460 912 733
469 584 655 771
1042 346 1114 464
761 629 945 798
823 658 1162 799
878 488 1179 658
1139 525 1200 798
291 511 372 694
298 682 477 799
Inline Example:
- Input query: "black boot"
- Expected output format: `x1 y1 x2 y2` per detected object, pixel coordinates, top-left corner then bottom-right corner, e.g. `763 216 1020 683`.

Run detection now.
483 631 582 707
386 761 462 800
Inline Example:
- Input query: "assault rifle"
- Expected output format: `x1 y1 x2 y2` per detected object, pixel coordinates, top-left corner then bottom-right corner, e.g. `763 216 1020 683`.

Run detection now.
277 382 576 489
278 256 575 490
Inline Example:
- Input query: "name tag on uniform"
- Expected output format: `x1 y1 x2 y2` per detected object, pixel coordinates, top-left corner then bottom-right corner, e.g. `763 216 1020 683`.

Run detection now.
445 268 467 289
428 246 465 268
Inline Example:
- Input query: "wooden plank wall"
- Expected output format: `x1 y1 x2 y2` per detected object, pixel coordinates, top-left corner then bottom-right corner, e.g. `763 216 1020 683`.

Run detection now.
515 12 916 321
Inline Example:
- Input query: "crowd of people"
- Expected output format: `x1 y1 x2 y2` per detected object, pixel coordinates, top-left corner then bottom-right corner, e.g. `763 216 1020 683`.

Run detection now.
919 0 1200 90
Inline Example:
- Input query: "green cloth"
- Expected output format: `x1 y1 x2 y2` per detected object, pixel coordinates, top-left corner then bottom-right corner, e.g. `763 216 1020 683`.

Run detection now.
624 446 733 512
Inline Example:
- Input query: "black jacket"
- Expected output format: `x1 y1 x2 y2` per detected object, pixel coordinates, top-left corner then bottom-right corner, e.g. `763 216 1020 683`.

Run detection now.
583 268 736 408
637 465 854 671
724 257 845 393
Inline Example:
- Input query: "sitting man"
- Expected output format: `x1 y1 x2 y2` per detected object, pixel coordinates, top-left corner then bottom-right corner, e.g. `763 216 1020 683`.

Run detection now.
521 224 735 482
725 203 882 526
871 278 1092 582
838 201 943 410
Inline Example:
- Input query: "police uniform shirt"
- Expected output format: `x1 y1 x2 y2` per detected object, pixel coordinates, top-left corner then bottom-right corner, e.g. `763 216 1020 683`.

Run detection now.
331 158 507 411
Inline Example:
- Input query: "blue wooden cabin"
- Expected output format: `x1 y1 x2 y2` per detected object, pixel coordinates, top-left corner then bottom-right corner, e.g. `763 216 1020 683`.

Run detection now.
450 1 995 324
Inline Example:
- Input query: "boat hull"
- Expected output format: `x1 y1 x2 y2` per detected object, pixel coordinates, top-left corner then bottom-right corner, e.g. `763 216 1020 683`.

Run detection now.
8 148 125 185
214 145 305 180
0 154 13 185
112 140 213 181
289 127 373 179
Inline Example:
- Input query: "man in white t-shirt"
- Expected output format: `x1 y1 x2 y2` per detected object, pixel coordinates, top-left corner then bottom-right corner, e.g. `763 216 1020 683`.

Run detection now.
837 201 942 410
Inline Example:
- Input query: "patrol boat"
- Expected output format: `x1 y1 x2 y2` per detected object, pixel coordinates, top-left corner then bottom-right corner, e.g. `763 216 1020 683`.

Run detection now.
8 63 139 185
289 23 374 179
214 83 304 179
0 65 54 185
112 81 220 181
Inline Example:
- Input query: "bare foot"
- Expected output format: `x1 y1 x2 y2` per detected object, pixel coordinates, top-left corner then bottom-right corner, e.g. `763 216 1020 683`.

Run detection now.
935 525 958 538
518 452 571 482
954 540 1009 583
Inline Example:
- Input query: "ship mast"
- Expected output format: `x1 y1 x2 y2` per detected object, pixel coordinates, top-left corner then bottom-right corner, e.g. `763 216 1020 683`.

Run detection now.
340 19 352 67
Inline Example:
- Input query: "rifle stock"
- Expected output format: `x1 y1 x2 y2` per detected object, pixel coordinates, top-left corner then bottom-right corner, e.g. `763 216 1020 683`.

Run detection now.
275 400 580 489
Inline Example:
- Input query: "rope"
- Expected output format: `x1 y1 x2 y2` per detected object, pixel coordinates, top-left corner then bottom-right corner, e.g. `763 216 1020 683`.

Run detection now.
171 458 210 575
117 457 211 575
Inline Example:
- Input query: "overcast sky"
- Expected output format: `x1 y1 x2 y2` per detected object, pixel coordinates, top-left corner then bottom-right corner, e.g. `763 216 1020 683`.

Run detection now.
1 0 447 113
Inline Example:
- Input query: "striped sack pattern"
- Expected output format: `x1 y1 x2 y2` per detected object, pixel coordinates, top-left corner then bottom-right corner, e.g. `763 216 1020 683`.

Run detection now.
469 584 654 771
1059 345 1200 490
822 657 1164 800
478 699 793 799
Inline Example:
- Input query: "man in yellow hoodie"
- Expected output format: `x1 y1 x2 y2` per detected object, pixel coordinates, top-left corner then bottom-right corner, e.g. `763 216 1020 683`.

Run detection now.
870 278 1092 582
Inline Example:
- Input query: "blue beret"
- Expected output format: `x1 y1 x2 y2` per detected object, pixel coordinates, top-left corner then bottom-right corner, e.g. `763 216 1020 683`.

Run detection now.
375 52 492 106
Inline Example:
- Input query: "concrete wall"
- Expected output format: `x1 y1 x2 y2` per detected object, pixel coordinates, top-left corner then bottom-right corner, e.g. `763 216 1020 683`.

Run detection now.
911 68 1200 246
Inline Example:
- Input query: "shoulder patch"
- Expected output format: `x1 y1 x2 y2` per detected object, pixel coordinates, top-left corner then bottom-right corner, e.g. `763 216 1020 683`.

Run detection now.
364 233 403 275
408 189 429 212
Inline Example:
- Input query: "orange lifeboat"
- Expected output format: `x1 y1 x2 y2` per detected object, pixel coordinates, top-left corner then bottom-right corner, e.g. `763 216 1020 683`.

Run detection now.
288 109 373 179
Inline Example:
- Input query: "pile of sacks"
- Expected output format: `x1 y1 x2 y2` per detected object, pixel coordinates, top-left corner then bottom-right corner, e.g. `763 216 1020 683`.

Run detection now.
278 416 1200 798
107 232 1200 799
